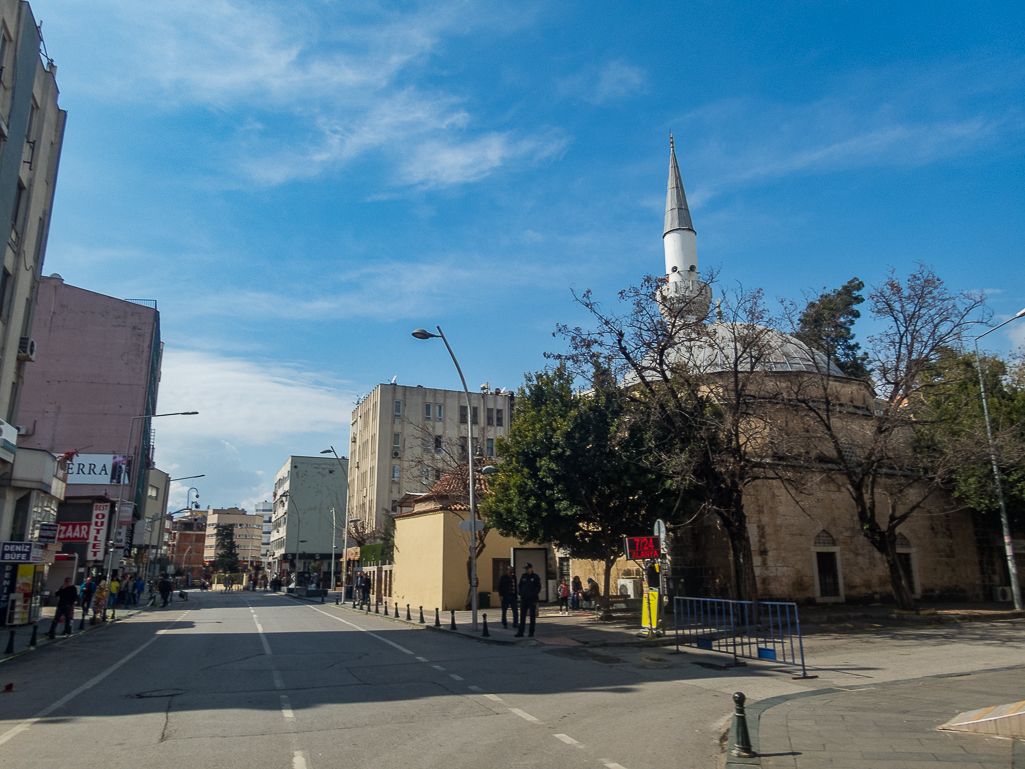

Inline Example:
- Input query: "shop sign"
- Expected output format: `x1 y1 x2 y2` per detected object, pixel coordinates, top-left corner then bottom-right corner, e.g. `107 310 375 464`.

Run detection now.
0 418 16 463
57 522 90 542
88 503 110 561
36 523 59 544
65 454 132 485
0 541 43 563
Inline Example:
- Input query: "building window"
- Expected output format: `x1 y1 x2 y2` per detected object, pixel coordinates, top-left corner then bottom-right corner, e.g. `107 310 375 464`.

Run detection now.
147 485 159 499
459 437 467 460
486 438 494 457
811 529 843 603
424 403 432 420
422 467 432 486
422 434 433 453
434 435 443 454
394 400 402 418
436 404 443 421
460 405 468 424
472 406 479 425
391 465 400 483
472 437 479 456
487 408 494 426
392 433 401 452
496 408 504 427
391 499 398 513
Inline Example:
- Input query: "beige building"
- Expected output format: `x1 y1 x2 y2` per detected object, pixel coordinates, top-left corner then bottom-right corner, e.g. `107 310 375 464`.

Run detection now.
270 455 347 579
203 508 263 567
348 383 513 537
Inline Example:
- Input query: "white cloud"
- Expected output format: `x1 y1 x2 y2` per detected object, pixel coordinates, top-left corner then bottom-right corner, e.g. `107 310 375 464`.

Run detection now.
556 60 648 105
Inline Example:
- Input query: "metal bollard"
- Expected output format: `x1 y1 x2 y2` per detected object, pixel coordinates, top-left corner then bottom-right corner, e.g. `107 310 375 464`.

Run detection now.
383 601 389 616
375 601 380 614
730 692 756 758
450 610 457 630
396 602 400 618
482 613 489 637
365 600 370 614
335 595 339 605
79 613 86 631
29 625 38 648
419 606 424 624
4 630 14 654
434 608 440 628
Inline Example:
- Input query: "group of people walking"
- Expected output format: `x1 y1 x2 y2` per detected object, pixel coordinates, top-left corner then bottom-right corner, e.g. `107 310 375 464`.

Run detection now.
498 566 602 637
46 573 181 637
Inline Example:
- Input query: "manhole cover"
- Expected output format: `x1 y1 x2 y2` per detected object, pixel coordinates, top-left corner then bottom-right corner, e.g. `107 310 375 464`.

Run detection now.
132 689 185 698
642 655 665 662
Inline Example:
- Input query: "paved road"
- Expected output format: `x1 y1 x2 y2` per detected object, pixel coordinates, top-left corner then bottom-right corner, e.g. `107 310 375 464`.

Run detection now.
2 592 1023 769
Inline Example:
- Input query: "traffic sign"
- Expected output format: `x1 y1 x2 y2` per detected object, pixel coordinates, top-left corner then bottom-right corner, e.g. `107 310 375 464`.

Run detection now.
459 520 485 531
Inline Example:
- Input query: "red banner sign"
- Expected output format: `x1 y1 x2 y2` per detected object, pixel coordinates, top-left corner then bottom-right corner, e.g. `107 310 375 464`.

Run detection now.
624 535 661 560
88 503 110 561
57 522 90 542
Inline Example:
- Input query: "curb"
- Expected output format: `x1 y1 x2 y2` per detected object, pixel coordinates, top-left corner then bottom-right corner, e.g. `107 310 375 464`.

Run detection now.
722 662 1025 767
0 605 147 665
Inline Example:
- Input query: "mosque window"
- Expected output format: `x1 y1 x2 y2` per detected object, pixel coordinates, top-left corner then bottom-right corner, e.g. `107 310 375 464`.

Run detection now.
813 530 836 547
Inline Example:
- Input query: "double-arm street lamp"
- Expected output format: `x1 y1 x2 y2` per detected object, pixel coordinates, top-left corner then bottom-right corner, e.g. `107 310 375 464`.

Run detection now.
320 446 348 594
412 326 485 630
279 491 305 580
974 307 1025 610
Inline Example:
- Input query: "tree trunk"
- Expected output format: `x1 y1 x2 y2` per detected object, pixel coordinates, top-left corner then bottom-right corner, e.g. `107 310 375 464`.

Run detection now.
727 518 759 604
602 557 614 621
882 537 915 610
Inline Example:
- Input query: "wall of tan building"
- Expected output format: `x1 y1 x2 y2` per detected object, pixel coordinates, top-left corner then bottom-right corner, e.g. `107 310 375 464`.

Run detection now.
204 508 263 565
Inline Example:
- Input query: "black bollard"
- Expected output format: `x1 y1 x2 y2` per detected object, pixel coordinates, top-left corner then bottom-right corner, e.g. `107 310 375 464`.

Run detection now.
419 606 424 624
396 602 400 618
4 630 14 654
434 608 440 628
450 609 457 630
79 613 85 631
482 614 489 637
365 599 370 614
335 595 339 605
320 593 325 604
110 605 117 621
730 692 755 758
383 601 389 616
375 601 379 614
29 625 38 648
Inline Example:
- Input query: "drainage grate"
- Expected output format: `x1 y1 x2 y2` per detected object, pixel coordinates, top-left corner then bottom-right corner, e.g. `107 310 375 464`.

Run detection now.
132 689 186 698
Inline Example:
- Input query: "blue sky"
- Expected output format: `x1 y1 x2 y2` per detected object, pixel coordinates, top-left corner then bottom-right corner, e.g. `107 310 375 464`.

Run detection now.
33 1 1024 511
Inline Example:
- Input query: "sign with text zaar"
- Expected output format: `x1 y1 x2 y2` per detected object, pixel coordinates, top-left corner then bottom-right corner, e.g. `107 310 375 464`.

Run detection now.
624 535 661 560
57 522 91 542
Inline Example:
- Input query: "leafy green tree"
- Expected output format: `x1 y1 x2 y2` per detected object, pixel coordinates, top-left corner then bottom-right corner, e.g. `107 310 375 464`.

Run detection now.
213 523 240 574
794 277 870 379
379 508 396 563
482 365 674 604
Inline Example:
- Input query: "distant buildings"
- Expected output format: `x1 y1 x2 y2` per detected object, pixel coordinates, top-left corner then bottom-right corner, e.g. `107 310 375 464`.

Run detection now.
347 383 512 536
167 512 205 582
203 508 263 569
255 500 272 566
271 455 347 581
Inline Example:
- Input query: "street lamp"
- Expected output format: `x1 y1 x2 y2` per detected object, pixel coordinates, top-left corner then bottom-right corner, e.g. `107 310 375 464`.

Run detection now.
280 491 304 584
412 326 482 630
107 411 198 590
321 446 349 594
974 307 1025 610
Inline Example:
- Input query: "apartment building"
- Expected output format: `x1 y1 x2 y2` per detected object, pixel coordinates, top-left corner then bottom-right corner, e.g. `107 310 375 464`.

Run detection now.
168 513 206 581
0 1 67 626
347 383 513 536
203 508 263 567
270 456 347 579
255 500 272 565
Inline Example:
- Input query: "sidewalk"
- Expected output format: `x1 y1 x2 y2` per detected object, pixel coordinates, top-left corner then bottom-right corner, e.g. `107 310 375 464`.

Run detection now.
726 665 1025 768
309 593 673 647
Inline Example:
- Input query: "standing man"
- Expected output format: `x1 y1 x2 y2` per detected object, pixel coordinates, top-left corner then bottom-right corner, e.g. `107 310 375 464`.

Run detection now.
49 578 78 636
498 565 518 629
515 563 542 638
134 575 145 605
158 575 173 607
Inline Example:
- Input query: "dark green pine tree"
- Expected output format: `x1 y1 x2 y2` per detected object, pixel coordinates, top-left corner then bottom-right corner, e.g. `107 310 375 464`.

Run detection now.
213 523 240 574
795 277 870 379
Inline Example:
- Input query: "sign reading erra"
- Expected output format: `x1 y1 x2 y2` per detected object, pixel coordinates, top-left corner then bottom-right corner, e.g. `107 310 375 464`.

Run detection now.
65 454 132 485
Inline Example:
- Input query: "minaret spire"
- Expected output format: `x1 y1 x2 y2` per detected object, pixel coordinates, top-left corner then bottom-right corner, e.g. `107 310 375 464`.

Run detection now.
659 136 710 323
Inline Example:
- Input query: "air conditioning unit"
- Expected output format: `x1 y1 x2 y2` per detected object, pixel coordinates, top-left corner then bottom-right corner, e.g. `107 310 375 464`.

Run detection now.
17 337 35 361
993 585 1013 602
392 450 401 458
617 578 643 599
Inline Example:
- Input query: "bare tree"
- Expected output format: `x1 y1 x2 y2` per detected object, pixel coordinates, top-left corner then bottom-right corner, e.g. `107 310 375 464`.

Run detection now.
779 265 986 608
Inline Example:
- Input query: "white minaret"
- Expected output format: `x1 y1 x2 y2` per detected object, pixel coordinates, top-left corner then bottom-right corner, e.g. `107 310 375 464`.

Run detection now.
659 136 711 322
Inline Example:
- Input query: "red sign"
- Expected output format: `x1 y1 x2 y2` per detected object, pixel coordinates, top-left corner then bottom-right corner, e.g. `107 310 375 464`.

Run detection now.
624 536 661 560
88 503 110 561
57 522 90 542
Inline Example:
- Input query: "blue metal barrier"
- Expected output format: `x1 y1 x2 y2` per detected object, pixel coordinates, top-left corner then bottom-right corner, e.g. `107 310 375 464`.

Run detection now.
673 596 811 677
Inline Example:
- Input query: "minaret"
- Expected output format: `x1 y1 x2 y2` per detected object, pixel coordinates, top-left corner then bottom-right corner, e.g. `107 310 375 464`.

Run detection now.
659 136 711 322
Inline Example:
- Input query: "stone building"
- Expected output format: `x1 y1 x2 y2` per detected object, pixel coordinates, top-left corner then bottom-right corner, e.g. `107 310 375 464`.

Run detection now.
347 382 513 537
569 140 984 605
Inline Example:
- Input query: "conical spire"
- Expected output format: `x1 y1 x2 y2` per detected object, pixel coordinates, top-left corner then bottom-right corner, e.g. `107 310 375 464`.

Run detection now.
664 135 694 236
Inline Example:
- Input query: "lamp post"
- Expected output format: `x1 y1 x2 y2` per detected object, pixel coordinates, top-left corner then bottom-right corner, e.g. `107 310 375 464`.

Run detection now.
107 411 198 589
281 491 303 583
974 307 1025 610
321 446 349 595
412 326 481 630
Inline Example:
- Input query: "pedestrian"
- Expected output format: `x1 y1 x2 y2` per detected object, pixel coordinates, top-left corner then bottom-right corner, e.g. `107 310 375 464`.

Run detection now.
571 576 583 611
586 577 601 609
159 576 172 607
498 566 518 629
108 575 120 608
117 578 129 606
80 576 96 615
134 576 145 605
557 579 570 615
49 578 78 636
515 563 542 638
92 581 108 622
360 573 371 607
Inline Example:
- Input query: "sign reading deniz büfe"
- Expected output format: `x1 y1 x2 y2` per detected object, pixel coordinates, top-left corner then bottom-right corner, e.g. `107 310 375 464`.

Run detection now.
0 541 43 563
65 454 132 485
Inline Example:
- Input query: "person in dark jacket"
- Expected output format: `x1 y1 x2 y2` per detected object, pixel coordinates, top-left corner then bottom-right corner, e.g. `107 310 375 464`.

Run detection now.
158 577 173 607
515 563 543 637
497 566 518 629
50 578 78 636
79 576 96 613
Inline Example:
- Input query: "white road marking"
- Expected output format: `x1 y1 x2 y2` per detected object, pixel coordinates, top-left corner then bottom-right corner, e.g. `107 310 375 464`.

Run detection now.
415 656 429 662
309 606 415 654
253 617 272 656
449 674 464 681
603 763 628 769
280 694 295 719
272 670 285 690
484 694 503 702
468 685 484 692
292 751 307 769
0 611 187 747
509 708 540 723
432 665 445 671
554 734 583 747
